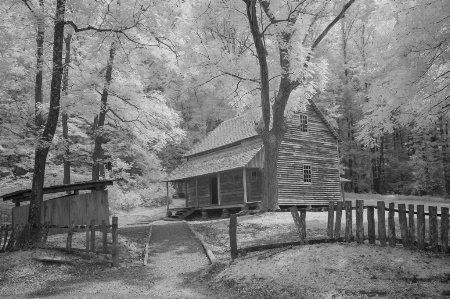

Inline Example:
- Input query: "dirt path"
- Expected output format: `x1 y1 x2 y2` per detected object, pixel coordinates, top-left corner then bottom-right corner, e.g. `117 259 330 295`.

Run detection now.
143 220 231 298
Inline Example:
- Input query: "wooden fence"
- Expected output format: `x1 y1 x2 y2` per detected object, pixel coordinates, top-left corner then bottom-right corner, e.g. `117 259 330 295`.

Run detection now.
0 217 119 267
12 190 109 235
228 200 450 258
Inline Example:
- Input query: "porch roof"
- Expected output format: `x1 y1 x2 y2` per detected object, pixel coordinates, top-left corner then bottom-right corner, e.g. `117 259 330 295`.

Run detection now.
166 143 263 181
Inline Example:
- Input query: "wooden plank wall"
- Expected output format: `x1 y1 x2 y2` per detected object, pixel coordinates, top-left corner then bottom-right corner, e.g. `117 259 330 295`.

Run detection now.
221 169 244 205
247 169 262 202
187 180 197 207
197 176 210 206
278 104 341 205
12 190 110 235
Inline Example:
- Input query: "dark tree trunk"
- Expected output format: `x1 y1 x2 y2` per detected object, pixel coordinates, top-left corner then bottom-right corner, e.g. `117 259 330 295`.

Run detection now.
34 0 45 129
440 117 450 196
27 0 66 245
92 43 116 181
62 33 72 185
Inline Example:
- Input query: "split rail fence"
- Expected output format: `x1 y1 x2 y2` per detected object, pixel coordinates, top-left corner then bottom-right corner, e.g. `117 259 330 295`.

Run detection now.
229 200 450 258
0 216 120 267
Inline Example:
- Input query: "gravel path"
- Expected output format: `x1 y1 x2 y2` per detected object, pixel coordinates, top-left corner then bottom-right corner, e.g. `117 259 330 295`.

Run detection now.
145 220 221 298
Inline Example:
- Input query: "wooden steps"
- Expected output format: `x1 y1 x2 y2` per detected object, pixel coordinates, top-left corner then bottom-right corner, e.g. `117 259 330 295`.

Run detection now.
166 208 196 220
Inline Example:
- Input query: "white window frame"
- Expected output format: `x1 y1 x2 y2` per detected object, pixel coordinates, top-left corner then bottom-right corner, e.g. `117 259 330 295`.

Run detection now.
299 114 308 132
303 165 312 183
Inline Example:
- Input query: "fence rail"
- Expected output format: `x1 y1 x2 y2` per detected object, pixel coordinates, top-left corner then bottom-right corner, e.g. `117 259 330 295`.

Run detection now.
0 217 119 267
228 200 450 258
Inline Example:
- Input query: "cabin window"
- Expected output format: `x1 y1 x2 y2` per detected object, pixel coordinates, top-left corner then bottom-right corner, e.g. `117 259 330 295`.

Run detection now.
251 171 257 182
234 174 240 184
299 114 308 132
303 165 312 183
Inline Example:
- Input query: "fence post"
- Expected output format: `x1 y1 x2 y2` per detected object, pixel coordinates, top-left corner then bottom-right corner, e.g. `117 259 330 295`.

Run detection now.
398 204 408 248
112 216 119 266
90 220 95 253
327 202 335 239
335 201 343 239
85 222 90 259
388 203 396 246
429 206 438 252
408 204 415 248
2 225 8 252
299 208 306 242
377 201 386 246
102 220 108 253
42 222 50 247
290 206 303 242
441 207 449 253
229 214 238 259
356 200 364 244
345 201 352 242
417 205 425 250
5 225 15 251
367 206 375 244
66 221 74 253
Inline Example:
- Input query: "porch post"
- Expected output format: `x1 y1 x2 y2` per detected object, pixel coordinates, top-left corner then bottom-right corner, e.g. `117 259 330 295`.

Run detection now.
243 168 248 203
166 181 170 215
218 173 221 205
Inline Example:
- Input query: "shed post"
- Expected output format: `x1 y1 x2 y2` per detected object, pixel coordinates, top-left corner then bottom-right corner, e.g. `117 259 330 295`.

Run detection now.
243 168 248 203
185 180 188 208
196 178 199 207
218 174 221 205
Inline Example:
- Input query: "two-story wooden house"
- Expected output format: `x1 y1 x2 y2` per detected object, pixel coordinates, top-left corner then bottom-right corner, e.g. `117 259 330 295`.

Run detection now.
166 98 341 215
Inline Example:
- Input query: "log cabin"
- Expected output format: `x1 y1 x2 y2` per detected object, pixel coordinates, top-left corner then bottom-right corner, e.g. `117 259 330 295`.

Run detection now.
166 98 341 216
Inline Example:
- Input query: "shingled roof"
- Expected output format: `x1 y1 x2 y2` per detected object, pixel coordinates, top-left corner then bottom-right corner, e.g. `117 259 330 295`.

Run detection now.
167 143 263 181
185 115 258 157
184 98 339 157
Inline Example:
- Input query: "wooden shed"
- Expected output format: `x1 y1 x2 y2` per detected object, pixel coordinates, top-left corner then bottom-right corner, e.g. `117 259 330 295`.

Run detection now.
166 98 341 213
1 180 113 235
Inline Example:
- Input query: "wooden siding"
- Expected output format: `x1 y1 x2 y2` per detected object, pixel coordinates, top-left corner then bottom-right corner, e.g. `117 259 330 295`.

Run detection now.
12 191 109 235
220 169 245 205
197 176 210 206
278 104 341 204
247 169 262 202
187 179 197 207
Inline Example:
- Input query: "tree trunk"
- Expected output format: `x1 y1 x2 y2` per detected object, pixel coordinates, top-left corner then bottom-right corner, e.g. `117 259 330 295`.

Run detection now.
440 117 450 196
27 0 66 245
62 33 72 185
92 42 116 181
261 133 283 211
34 0 45 129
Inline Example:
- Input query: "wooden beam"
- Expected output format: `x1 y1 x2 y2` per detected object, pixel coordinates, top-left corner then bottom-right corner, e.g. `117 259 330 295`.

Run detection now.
243 168 248 203
217 174 221 205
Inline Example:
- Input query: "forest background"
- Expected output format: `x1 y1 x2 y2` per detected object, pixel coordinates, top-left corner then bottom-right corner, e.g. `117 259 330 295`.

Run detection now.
1 0 450 213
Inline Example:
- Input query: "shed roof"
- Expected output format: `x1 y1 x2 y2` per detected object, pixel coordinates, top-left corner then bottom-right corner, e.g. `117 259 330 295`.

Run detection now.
167 143 263 181
185 98 339 157
1 180 114 203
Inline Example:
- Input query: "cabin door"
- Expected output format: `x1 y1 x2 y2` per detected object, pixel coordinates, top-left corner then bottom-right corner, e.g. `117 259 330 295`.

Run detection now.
210 177 219 205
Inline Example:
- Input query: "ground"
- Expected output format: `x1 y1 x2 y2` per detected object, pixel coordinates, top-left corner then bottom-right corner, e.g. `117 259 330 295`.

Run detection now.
2 195 450 298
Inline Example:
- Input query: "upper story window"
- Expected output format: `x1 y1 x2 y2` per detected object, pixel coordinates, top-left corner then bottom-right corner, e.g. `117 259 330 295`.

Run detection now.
303 165 312 183
299 114 308 132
